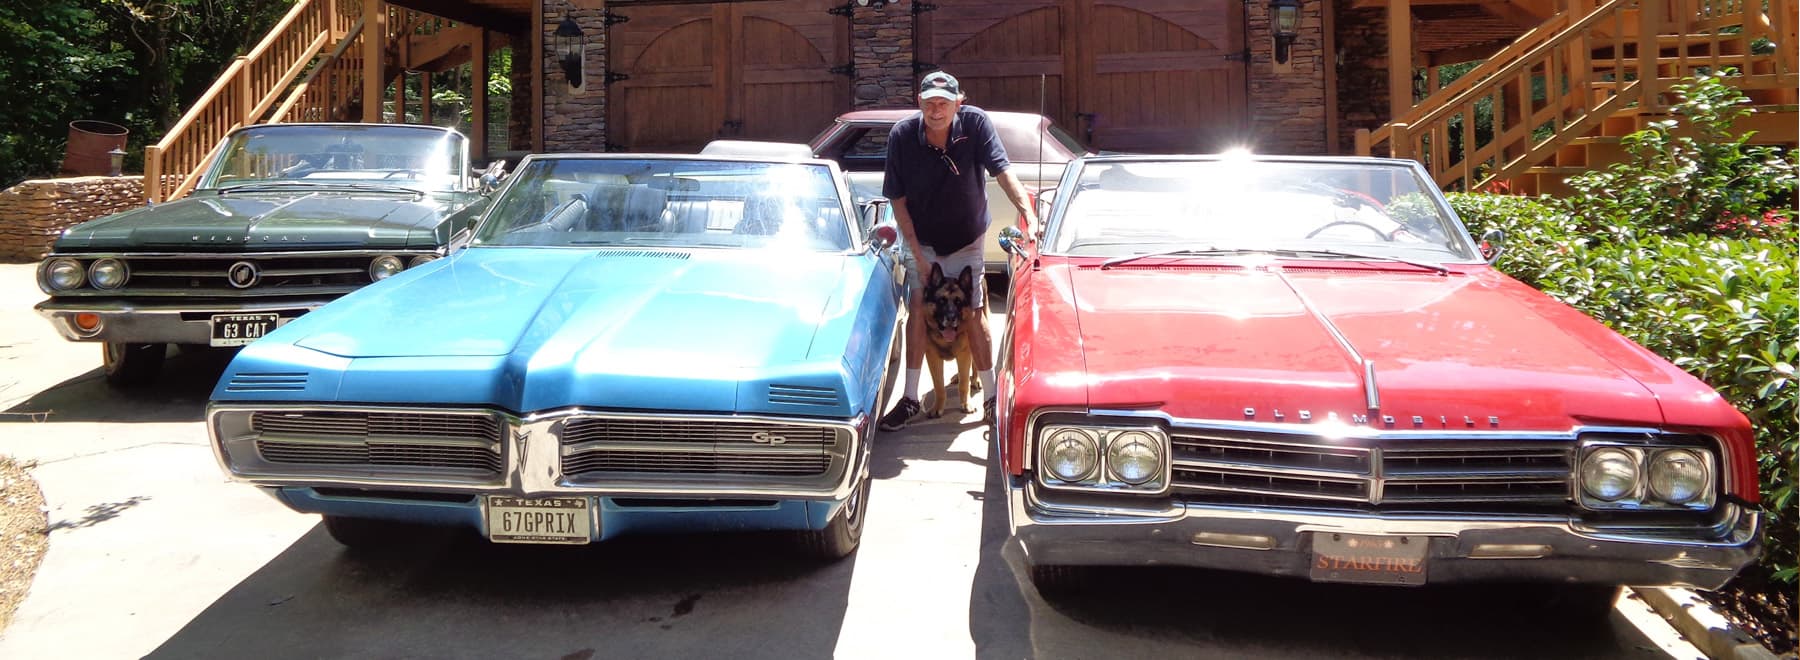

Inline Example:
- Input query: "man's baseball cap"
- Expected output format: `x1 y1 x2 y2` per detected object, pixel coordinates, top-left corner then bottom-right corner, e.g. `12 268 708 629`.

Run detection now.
919 71 962 101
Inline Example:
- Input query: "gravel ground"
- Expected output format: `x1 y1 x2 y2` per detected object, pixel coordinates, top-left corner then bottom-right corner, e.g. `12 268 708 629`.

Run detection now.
0 456 46 632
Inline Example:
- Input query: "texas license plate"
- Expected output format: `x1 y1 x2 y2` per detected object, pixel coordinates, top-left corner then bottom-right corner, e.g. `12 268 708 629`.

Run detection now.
485 496 592 545
209 313 280 347
1310 532 1428 586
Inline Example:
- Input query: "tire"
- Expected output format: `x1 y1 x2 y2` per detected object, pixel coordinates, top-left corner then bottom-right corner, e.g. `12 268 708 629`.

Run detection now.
322 515 409 552
1028 563 1082 596
102 342 165 388
799 472 871 560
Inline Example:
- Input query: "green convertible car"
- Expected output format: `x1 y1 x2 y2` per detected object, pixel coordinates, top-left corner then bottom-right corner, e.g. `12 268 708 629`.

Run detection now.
34 123 502 386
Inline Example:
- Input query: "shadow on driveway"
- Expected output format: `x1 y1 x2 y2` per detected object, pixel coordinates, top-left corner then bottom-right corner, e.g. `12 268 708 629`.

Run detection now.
2 346 231 424
146 525 859 660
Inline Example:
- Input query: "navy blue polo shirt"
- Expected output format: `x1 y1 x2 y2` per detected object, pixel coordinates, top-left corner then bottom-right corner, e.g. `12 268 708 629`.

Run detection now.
882 105 1011 254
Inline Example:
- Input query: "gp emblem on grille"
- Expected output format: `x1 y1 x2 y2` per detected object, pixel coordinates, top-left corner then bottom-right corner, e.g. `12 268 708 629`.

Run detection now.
750 431 788 445
227 261 261 289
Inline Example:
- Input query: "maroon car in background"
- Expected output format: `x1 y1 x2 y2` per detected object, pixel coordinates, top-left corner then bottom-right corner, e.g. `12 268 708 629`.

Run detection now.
809 109 1089 276
994 154 1761 609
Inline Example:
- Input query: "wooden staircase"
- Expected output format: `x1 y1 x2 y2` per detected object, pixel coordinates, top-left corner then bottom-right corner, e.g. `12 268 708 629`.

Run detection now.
142 0 484 203
1357 0 1798 195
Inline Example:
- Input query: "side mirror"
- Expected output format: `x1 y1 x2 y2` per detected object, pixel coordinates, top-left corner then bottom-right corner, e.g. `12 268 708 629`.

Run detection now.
858 198 890 236
998 226 1024 256
872 224 898 250
478 161 507 195
1479 228 1505 264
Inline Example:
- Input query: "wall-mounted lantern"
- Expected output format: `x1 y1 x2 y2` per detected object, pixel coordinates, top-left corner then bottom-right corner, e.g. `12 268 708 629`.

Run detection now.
1270 0 1301 66
555 14 586 89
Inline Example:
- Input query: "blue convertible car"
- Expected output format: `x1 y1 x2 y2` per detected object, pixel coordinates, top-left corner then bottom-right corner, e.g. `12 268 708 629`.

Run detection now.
207 150 905 558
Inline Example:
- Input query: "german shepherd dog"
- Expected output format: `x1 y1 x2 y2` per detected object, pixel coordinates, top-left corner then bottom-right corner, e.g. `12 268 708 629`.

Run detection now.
922 263 981 418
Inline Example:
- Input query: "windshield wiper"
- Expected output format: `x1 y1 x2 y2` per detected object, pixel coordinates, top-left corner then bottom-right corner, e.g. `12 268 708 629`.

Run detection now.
1100 246 1264 269
215 182 424 198
1274 248 1449 275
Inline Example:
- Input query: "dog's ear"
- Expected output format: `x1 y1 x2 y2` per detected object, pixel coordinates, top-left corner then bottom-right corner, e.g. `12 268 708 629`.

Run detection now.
956 266 974 292
928 262 945 286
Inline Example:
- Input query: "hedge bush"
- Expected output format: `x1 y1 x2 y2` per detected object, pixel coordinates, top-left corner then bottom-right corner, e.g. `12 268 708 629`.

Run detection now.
1444 72 1797 583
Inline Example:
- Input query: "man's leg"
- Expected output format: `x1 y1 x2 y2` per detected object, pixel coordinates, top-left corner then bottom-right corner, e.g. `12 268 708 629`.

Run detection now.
879 282 928 431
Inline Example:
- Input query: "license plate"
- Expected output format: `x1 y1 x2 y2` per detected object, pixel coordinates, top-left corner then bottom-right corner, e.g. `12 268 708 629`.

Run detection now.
484 496 592 545
209 313 280 347
1310 532 1428 586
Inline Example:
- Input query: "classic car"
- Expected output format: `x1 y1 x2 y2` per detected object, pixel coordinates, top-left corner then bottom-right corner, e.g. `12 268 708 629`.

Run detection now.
994 154 1761 602
35 123 500 387
207 149 904 558
809 109 1089 277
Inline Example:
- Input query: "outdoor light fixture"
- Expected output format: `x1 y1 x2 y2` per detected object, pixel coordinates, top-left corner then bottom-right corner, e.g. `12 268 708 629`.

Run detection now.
855 0 891 7
1270 0 1301 65
107 148 126 177
555 14 585 89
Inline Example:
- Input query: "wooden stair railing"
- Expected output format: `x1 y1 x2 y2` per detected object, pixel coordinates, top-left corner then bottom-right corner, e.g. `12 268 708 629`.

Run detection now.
143 0 363 203
268 14 369 125
1358 0 1795 193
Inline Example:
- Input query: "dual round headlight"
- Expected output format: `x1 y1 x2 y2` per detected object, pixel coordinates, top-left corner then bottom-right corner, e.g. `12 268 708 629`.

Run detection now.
88 258 128 289
1042 427 1164 488
44 258 87 291
369 255 406 281
408 254 440 268
1580 446 1711 507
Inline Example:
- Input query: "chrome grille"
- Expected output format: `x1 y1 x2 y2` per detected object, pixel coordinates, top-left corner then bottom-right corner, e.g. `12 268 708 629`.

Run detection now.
1169 429 1573 510
250 411 503 474
74 255 405 297
560 418 842 478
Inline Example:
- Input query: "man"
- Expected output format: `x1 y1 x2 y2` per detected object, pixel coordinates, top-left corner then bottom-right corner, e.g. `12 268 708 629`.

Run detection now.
878 71 1037 431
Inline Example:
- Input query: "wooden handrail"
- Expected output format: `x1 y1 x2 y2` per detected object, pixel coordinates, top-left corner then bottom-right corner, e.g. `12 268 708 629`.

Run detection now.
1368 11 1575 147
144 0 366 202
269 16 369 123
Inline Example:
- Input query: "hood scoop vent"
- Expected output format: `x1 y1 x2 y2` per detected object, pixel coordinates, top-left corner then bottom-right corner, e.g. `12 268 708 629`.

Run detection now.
593 249 691 260
768 384 840 407
225 371 309 392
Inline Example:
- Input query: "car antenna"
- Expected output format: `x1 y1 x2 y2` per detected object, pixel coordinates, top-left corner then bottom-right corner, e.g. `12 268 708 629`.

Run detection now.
1036 73 1045 238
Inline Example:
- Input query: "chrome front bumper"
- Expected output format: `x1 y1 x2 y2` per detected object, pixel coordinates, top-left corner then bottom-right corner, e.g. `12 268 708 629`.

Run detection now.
36 298 333 344
1008 477 1761 589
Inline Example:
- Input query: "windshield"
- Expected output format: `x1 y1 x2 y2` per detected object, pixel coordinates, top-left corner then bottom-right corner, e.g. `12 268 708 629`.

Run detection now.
200 125 467 192
1046 160 1476 262
473 158 853 251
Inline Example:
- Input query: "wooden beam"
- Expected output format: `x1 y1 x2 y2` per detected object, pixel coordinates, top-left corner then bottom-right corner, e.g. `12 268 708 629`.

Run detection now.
421 72 433 124
1475 2 1545 28
363 0 385 122
472 29 488 162
1426 38 1514 66
532 0 543 152
1388 0 1413 120
382 0 527 33
1324 0 1339 153
1352 0 1514 8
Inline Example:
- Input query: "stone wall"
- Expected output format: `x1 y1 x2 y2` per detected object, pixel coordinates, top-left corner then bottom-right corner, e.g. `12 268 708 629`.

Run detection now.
0 177 148 263
852 5 916 109
543 0 609 152
1248 0 1329 155
1334 0 1393 155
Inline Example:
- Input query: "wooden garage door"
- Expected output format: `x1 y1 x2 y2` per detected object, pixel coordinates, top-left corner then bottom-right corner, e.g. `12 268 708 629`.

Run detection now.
918 0 1246 153
607 0 850 152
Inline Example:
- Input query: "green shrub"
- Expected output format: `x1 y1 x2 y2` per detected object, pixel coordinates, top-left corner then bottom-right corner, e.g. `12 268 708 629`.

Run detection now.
1443 73 1798 583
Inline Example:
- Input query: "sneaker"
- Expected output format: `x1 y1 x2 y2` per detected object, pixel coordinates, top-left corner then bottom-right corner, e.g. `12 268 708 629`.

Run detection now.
983 395 999 423
879 397 923 431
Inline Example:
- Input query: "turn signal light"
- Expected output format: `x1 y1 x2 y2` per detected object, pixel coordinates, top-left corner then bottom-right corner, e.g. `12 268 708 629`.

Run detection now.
73 313 102 333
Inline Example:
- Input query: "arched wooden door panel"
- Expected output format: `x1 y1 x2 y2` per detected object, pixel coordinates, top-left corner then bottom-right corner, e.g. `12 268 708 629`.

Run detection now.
918 0 1245 153
607 1 849 152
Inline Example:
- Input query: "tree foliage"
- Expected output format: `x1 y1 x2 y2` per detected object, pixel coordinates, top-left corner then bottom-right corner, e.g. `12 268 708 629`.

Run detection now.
0 0 294 187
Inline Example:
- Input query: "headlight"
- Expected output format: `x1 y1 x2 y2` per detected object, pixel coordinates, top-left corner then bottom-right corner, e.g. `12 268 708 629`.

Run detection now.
1647 449 1708 504
408 254 439 268
45 258 85 290
1580 448 1638 501
1044 429 1098 482
88 258 128 289
1106 431 1162 485
369 255 405 281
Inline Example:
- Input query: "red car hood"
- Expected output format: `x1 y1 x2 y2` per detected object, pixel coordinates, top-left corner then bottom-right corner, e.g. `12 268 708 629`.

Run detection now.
1064 264 1664 431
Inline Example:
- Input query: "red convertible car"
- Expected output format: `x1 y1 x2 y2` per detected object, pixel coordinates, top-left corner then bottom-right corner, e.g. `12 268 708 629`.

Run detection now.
994 155 1761 601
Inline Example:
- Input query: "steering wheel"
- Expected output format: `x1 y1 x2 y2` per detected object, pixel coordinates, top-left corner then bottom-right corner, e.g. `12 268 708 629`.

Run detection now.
1305 220 1393 241
382 169 423 180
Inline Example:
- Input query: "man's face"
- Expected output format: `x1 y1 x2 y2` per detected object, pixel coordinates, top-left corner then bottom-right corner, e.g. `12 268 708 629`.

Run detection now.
919 96 960 132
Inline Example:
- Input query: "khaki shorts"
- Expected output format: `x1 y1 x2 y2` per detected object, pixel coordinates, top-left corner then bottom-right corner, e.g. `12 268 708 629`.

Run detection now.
905 241 987 309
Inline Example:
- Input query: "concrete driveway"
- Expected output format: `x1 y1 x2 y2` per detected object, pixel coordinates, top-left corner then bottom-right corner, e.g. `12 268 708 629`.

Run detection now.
0 263 1707 659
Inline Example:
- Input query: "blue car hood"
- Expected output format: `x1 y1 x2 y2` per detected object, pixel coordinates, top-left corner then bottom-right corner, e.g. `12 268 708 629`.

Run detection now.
295 247 845 365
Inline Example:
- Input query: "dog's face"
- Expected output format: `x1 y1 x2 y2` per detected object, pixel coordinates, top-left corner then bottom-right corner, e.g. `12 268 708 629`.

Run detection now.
924 264 975 345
